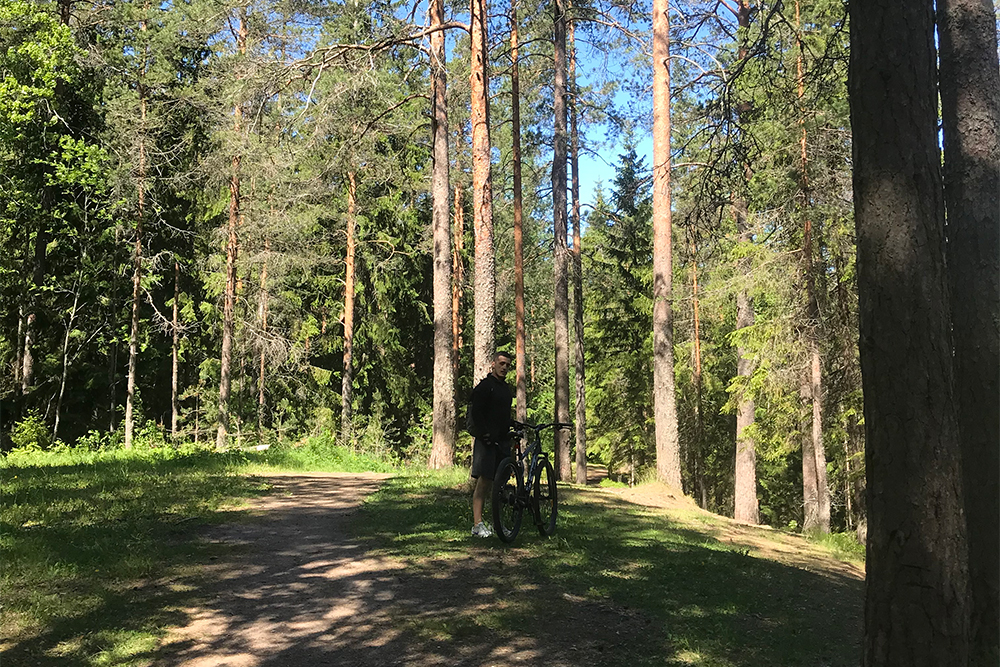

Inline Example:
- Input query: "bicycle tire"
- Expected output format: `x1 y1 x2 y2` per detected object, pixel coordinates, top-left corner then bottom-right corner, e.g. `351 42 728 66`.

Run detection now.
492 457 523 543
532 457 558 537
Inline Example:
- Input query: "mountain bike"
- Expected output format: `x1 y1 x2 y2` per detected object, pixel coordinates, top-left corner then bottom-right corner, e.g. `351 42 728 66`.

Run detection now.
491 420 573 543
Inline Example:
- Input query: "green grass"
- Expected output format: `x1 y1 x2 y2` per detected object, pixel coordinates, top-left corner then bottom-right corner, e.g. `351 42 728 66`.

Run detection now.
354 473 864 667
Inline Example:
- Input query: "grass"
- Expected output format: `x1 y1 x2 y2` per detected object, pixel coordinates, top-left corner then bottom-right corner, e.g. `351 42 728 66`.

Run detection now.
354 473 865 667
2 444 863 666
1 440 394 667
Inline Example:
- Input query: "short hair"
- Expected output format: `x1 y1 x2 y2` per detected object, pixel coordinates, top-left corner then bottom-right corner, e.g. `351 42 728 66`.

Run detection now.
494 350 513 361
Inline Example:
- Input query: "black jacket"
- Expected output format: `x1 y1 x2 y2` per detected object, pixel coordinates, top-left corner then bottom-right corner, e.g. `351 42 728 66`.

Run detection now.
470 373 513 441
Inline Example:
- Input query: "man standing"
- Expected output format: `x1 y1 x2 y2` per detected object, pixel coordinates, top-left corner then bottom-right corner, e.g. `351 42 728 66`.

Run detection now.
470 351 514 537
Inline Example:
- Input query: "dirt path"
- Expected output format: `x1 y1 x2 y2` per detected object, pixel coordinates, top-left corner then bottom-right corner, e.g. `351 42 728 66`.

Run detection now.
157 472 655 667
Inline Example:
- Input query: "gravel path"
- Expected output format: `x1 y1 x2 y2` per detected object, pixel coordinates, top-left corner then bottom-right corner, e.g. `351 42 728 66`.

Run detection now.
157 472 655 667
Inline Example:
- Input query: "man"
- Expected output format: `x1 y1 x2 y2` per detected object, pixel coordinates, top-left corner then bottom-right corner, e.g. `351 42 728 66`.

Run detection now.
469 351 514 538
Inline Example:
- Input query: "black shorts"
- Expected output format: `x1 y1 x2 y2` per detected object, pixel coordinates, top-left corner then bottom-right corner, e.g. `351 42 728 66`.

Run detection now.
470 438 511 481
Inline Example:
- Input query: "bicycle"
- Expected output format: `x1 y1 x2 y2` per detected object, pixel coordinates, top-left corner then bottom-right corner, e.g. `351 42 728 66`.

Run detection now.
491 420 573 543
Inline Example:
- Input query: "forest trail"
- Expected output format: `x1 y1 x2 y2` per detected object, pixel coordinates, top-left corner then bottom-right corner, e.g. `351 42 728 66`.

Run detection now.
156 471 862 666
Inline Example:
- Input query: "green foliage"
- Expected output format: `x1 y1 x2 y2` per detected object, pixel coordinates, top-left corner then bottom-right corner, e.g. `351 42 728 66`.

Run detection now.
9 412 51 451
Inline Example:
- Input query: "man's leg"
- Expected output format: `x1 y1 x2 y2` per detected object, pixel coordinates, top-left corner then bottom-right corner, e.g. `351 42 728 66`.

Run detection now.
472 476 492 525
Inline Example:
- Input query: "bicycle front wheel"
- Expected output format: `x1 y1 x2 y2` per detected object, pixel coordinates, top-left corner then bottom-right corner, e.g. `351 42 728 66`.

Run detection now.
492 457 523 543
532 457 558 537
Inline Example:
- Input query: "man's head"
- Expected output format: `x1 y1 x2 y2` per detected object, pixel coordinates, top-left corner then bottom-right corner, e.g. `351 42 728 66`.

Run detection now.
491 351 513 380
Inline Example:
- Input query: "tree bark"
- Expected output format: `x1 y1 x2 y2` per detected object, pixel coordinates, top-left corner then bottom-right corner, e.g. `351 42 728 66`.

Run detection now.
733 199 758 524
552 0 571 480
569 10 587 485
341 171 357 444
796 0 830 533
470 0 496 382
691 237 706 508
850 1 970 663
731 0 758 524
428 0 456 469
125 90 147 450
512 0 527 425
217 10 246 451
172 260 180 439
452 183 465 388
21 226 47 395
257 241 268 438
651 0 682 489
938 1 1000 662
53 282 81 442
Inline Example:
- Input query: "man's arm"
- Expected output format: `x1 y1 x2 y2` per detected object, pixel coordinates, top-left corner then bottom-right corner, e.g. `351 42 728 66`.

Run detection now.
470 380 492 439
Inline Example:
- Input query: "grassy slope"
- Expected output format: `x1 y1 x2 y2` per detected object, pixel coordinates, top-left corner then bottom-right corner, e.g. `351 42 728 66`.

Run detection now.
2 449 863 666
355 471 864 667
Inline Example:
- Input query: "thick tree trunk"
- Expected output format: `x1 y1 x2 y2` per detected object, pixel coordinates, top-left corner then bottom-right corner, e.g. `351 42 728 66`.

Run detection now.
14 305 24 390
651 0 681 489
850 1 970 663
470 0 496 382
428 0 455 469
512 1 527 425
172 260 180 439
341 172 357 444
569 12 587 485
938 1 1000 662
552 0 571 480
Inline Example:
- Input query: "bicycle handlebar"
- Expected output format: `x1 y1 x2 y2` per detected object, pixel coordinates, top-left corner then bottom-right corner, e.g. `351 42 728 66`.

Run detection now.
510 420 574 433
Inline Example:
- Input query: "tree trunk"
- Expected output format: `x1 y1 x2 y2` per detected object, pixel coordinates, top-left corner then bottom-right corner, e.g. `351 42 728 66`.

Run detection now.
651 0 682 489
217 11 246 451
938 1 1000 662
452 183 465 388
428 0 455 469
257 241 268 438
733 204 759 524
53 283 81 442
731 0 758 524
172 260 180 439
125 91 147 451
21 227 47 395
470 0 496 382
796 0 830 533
850 1 970 663
691 237 707 508
341 171 357 444
512 0 527 425
552 0 571 480
569 10 587 485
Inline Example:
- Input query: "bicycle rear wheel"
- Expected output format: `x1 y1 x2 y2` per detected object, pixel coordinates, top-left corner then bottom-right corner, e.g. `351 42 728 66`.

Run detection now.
532 457 558 537
492 457 523 543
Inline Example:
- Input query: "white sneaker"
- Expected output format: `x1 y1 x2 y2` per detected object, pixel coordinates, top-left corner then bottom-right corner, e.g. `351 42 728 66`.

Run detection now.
471 521 493 538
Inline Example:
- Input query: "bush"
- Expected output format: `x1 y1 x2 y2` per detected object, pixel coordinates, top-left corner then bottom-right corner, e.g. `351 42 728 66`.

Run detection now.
9 412 51 452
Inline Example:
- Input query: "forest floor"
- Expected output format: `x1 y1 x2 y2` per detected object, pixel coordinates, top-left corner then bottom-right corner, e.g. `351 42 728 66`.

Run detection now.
154 469 864 667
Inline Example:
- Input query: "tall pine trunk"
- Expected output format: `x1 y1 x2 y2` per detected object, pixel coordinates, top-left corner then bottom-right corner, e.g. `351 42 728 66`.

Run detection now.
125 89 147 450
470 0 496 381
850 1 970 663
731 0 758 524
21 227 46 396
938 0 1000 662
452 184 465 387
341 172 357 444
796 0 830 533
651 0 681 488
690 236 707 508
428 0 455 469
569 9 586 484
53 281 81 442
552 0 571 479
217 10 246 450
511 0 527 424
